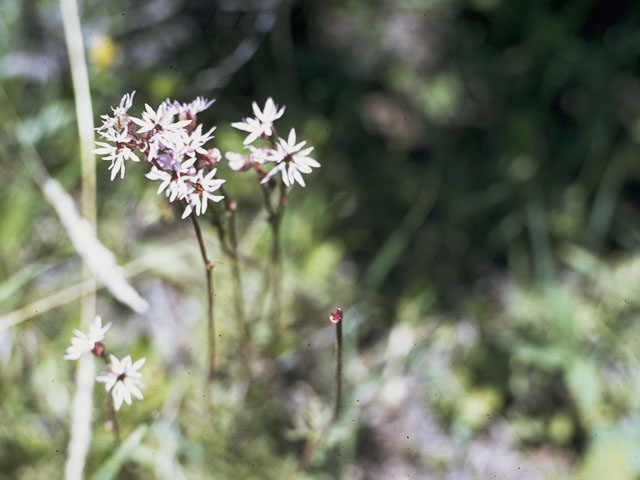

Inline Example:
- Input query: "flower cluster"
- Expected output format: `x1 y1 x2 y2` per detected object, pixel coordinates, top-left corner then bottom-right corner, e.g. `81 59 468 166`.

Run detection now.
65 316 145 411
94 92 225 218
227 98 321 188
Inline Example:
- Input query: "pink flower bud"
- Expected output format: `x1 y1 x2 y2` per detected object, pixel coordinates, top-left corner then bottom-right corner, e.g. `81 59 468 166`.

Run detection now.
329 308 343 324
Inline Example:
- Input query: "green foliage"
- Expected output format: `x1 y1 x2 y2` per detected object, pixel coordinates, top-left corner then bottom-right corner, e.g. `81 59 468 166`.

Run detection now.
2 0 640 477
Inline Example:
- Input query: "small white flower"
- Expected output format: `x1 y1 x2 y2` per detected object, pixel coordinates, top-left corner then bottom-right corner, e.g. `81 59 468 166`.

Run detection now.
96 354 145 411
225 146 277 172
172 97 215 117
182 169 225 218
130 103 191 138
226 151 250 171
248 145 278 166
261 128 320 187
96 91 136 135
112 91 136 118
231 97 285 145
182 124 216 158
93 141 140 181
146 160 194 203
64 316 112 360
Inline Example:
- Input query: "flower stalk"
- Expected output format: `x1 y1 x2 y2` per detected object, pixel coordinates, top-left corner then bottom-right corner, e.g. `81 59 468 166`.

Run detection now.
330 308 344 420
189 214 216 379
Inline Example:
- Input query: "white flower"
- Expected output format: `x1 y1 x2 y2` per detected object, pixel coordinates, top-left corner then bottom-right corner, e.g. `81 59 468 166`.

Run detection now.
96 354 145 411
146 161 194 202
172 97 215 117
231 97 285 145
248 145 278 166
182 124 216 158
93 130 140 180
182 168 225 218
64 315 112 360
130 103 191 138
226 151 250 171
261 128 320 187
96 91 136 135
225 146 277 172
112 91 136 118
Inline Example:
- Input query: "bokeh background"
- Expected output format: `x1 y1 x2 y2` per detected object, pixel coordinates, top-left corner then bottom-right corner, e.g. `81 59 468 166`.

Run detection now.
2 0 640 478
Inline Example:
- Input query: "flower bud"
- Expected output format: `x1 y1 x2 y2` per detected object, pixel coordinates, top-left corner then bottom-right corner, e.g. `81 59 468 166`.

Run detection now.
329 308 343 324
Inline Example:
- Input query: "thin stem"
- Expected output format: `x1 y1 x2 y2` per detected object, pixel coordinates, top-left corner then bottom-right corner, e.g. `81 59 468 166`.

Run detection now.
212 209 251 345
105 398 121 446
190 214 216 379
333 319 343 421
297 310 344 472
270 182 287 331
227 209 250 338
95 349 120 446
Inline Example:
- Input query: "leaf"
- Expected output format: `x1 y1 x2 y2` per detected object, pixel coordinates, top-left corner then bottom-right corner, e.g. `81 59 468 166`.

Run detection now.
565 358 603 426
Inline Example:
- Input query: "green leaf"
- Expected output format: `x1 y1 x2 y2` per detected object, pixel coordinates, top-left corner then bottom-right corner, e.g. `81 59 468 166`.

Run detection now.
565 358 603 426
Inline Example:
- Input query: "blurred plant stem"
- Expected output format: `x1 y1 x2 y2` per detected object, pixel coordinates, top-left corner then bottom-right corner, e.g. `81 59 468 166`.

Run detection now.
258 177 287 339
190 214 216 380
212 187 250 346
60 0 97 478
97 350 121 446
333 316 343 421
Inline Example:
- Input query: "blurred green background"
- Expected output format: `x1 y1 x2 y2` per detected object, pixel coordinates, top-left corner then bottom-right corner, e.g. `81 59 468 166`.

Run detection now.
2 0 640 478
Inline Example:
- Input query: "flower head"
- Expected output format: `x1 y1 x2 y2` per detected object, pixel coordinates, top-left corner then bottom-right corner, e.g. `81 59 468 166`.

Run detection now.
64 316 112 360
261 128 320 187
92 128 140 180
231 97 285 145
96 354 145 411
182 168 226 218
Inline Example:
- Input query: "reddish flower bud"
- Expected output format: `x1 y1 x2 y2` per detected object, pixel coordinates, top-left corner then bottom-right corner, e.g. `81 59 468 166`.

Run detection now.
91 341 106 357
329 308 343 324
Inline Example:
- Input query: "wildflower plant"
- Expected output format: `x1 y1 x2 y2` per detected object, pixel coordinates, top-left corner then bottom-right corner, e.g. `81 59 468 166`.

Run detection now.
92 92 321 377
65 315 145 443
66 91 334 470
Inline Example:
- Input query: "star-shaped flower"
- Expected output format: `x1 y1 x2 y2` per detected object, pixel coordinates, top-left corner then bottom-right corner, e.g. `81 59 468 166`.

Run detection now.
64 316 112 360
261 128 320 187
96 354 145 411
92 128 140 180
182 169 225 218
231 97 285 145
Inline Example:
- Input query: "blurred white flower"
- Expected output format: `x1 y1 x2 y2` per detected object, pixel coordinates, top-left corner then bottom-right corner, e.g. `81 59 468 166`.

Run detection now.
226 151 250 171
112 91 136 118
225 145 278 172
172 96 215 117
248 145 278 166
262 128 320 187
96 354 145 411
231 97 285 145
64 316 112 360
